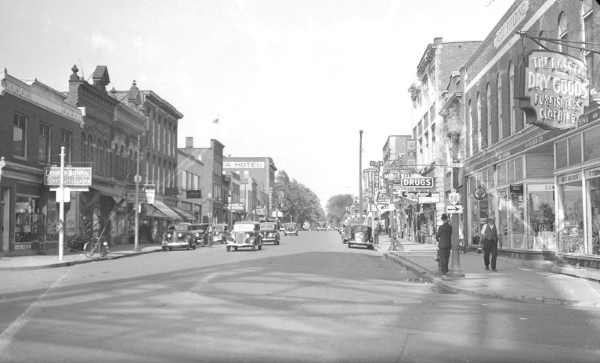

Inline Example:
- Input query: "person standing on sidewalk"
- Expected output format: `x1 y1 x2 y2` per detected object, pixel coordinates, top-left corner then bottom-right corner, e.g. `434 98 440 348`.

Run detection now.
481 218 499 271
373 217 380 244
436 213 452 276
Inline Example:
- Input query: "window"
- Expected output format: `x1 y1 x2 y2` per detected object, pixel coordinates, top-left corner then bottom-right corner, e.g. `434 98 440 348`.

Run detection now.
13 113 26 157
558 12 568 53
583 0 594 89
509 62 515 136
477 92 482 151
486 83 492 148
497 74 503 141
39 124 51 163
467 100 472 156
61 131 72 164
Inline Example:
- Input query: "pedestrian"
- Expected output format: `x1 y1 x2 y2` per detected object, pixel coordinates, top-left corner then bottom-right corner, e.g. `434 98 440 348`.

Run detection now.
373 217 381 244
481 218 499 271
436 213 452 276
139 221 151 244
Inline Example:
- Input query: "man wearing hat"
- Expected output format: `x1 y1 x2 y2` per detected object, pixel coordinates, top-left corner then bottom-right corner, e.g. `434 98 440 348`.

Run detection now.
481 217 499 271
436 213 452 276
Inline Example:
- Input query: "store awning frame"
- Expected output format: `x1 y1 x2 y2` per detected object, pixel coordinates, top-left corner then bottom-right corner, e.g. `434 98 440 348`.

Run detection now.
170 205 195 220
91 184 126 202
151 200 181 220
144 204 168 218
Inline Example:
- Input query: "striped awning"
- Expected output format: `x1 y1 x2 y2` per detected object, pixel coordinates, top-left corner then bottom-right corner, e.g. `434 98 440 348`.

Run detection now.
170 205 195 220
151 200 181 220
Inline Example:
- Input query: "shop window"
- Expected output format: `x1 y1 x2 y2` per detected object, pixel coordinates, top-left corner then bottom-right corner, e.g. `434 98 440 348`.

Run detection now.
498 189 509 247
568 135 582 165
498 163 507 186
588 175 600 255
39 124 51 163
556 139 568 169
584 126 600 161
509 186 525 249
13 113 26 157
558 180 584 254
15 197 41 243
507 160 515 184
515 157 523 180
558 12 568 53
509 62 515 136
527 185 556 250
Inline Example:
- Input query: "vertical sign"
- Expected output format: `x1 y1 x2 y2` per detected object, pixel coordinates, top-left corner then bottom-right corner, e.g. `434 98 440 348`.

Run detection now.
407 139 416 170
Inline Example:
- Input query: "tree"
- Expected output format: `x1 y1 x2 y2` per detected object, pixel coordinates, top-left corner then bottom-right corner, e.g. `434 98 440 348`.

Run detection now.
274 170 324 226
326 194 354 226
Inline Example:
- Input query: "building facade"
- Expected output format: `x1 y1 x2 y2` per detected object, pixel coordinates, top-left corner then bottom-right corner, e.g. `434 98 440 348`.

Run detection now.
460 0 600 269
0 68 84 254
176 149 204 222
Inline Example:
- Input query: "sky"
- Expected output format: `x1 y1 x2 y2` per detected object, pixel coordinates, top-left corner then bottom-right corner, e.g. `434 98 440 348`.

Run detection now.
0 0 515 207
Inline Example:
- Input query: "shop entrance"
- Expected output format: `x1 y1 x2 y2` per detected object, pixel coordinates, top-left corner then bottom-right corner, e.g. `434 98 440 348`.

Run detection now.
2 188 9 252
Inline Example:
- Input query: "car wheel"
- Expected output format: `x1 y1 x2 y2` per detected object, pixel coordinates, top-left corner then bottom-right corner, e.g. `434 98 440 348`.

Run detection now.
348 243 351 248
234 247 238 251
192 243 196 250
169 247 173 251
258 244 262 251
162 247 167 251
226 246 230 252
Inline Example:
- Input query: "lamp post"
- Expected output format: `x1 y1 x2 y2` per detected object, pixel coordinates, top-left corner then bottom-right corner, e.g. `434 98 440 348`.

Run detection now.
447 132 465 278
359 130 363 224
387 172 395 247
133 135 142 252
207 192 213 224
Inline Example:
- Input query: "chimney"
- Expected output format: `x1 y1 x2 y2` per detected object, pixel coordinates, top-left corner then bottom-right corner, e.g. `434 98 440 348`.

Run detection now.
65 65 84 106
186 137 193 148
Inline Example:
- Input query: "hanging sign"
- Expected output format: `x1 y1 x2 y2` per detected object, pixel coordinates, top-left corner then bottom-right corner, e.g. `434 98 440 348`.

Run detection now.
518 50 589 130
473 187 487 201
127 185 156 204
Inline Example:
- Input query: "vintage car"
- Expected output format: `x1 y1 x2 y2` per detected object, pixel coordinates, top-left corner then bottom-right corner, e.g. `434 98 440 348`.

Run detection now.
347 224 374 249
341 224 352 243
162 222 196 251
225 221 263 252
283 222 299 236
317 222 327 231
259 222 280 244
191 223 211 246
211 223 230 245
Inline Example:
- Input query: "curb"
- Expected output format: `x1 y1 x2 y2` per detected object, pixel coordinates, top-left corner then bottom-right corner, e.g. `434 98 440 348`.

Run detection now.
0 248 163 271
376 247 599 307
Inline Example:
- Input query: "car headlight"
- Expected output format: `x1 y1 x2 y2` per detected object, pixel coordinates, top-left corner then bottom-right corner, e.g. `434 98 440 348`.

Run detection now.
195 232 199 237
167 233 172 238
178 233 183 238
245 233 251 239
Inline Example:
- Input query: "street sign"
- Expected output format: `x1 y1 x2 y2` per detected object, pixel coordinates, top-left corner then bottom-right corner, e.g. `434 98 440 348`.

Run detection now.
186 190 202 199
473 187 487 201
44 167 92 186
400 175 433 188
226 203 244 211
127 185 156 204
419 193 440 204
448 189 460 205
446 205 464 214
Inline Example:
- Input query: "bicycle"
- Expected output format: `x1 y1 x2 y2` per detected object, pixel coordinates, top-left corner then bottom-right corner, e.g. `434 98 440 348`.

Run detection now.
83 235 110 259
388 233 404 251
63 234 85 253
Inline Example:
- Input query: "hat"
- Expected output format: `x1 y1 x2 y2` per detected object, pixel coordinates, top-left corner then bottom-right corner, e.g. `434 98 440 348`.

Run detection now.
441 213 449 220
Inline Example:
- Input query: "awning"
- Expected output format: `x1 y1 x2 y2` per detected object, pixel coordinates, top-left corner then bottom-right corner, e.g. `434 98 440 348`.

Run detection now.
170 205 195 220
143 204 168 218
151 200 181 219
91 184 126 202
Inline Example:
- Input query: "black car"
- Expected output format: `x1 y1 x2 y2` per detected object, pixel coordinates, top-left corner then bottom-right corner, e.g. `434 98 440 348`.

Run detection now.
259 222 280 244
162 223 196 251
347 224 374 249
225 221 263 252
283 222 299 236
191 223 211 246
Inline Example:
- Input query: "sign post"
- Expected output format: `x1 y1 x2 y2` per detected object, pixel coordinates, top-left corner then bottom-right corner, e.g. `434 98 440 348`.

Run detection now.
58 147 65 261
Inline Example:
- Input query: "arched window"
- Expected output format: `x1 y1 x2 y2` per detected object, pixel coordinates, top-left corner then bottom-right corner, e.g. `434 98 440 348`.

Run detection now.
82 132 87 161
88 135 94 170
558 12 567 53
98 138 103 176
157 118 161 153
119 145 125 180
497 74 503 141
583 0 594 89
509 62 515 136
477 92 482 152
467 99 472 156
486 83 491 148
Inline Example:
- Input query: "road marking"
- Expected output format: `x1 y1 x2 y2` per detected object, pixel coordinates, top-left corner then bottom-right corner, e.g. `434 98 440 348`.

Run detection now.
0 269 72 356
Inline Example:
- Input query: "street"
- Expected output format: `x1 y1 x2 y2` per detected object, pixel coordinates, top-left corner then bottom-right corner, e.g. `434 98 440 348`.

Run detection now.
2 231 600 363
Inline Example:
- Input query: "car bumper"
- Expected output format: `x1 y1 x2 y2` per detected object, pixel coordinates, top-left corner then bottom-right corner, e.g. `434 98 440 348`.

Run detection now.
347 240 373 247
226 241 256 247
162 241 191 248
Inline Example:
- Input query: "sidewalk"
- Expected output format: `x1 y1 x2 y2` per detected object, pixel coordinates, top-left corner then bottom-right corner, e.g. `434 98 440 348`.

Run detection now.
0 244 163 271
375 235 600 307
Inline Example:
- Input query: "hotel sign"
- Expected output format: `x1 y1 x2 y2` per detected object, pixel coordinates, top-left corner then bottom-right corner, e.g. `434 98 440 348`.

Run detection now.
494 0 529 48
223 162 265 169
519 50 589 130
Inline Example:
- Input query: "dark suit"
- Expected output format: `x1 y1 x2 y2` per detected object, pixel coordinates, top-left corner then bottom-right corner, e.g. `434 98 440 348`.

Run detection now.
436 221 452 274
482 223 498 269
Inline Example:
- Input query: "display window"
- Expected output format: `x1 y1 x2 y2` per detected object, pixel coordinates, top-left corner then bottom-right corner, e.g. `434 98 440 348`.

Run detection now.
586 170 600 255
527 184 556 250
557 177 585 254
15 196 42 243
498 189 509 247
509 186 525 249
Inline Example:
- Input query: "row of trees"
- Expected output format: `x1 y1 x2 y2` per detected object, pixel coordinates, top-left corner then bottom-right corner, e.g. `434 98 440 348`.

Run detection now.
325 194 354 227
273 171 325 226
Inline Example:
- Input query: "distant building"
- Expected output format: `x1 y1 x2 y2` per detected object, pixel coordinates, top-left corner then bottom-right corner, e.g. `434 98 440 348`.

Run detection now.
223 156 277 217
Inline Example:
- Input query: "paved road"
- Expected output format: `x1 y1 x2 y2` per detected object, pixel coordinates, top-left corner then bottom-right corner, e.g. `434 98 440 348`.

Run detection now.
1 230 600 362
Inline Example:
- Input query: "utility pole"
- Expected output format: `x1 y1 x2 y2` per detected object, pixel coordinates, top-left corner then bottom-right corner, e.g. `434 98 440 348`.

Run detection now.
359 130 363 224
448 136 464 278
134 134 141 252
58 147 65 261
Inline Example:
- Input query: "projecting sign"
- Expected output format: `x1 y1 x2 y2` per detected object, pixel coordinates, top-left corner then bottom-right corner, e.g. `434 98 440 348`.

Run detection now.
473 187 487 201
446 205 463 214
400 175 433 188
186 190 202 199
127 185 156 204
448 189 460 205
44 167 92 186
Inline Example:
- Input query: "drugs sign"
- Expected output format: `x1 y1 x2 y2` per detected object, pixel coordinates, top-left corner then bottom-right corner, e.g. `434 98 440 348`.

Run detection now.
400 176 433 188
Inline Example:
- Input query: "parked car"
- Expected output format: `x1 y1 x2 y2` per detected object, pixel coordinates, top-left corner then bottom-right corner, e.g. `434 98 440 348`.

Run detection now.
211 223 230 245
347 224 374 249
259 222 280 245
317 222 327 231
162 222 196 251
283 222 299 236
341 224 351 243
225 221 263 252
191 223 211 246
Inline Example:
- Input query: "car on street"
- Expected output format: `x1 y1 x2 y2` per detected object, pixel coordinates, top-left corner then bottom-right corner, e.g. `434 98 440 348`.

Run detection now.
211 223 230 245
283 222 299 236
225 221 263 252
346 224 374 249
260 222 280 244
162 222 196 251
191 223 211 246
341 224 352 243
317 222 327 231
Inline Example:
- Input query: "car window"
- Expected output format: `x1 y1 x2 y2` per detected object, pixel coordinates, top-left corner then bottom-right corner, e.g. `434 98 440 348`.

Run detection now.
260 223 275 229
352 225 369 232
233 224 256 232
192 225 209 232
169 224 190 232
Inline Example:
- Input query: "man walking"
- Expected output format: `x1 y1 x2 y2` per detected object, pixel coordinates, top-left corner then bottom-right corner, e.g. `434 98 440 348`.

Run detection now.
436 213 452 276
373 217 380 244
481 218 499 271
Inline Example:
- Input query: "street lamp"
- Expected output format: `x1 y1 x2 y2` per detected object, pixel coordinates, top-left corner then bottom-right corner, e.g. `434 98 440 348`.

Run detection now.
447 131 465 278
207 192 213 224
387 172 395 247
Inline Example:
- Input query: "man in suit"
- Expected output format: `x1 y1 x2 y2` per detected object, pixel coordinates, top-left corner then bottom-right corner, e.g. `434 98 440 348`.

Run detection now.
436 213 452 276
481 218 499 271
